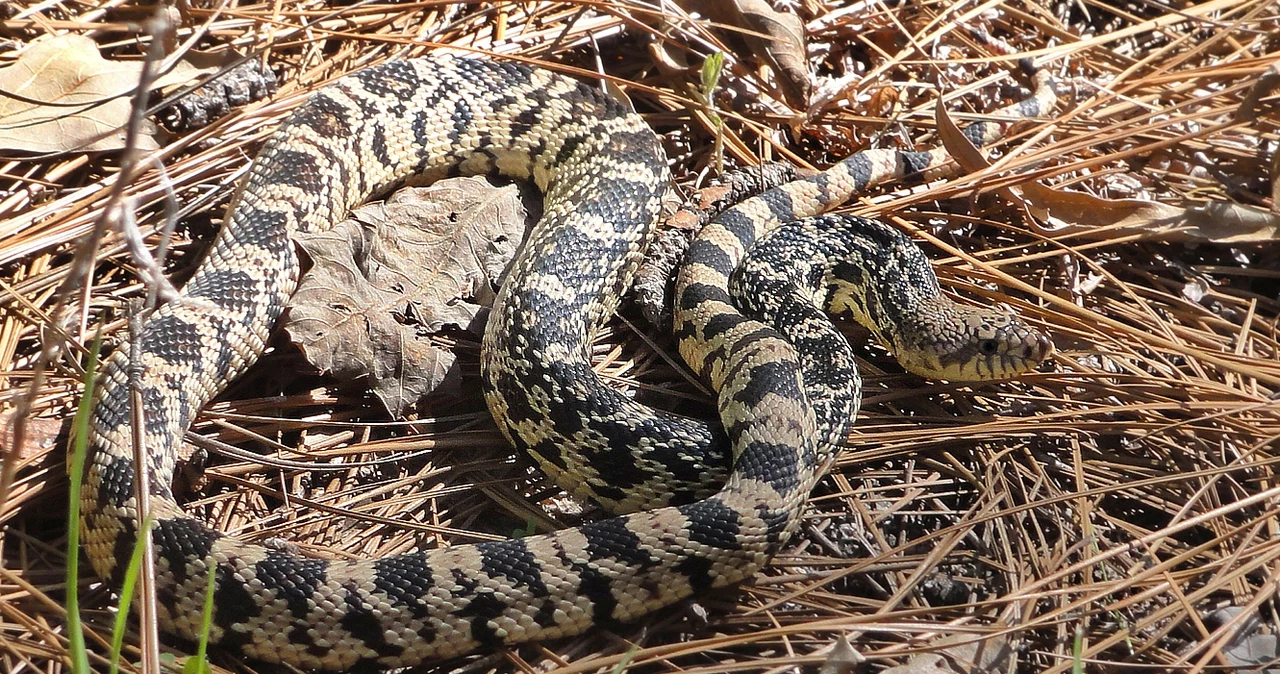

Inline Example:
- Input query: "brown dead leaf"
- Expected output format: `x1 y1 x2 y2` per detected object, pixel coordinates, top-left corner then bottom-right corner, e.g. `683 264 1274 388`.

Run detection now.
716 0 810 107
0 34 230 155
867 84 901 118
935 96 1280 243
0 412 63 463
881 634 1015 674
1238 61 1280 211
664 0 810 107
283 178 530 417
818 633 865 674
0 34 161 153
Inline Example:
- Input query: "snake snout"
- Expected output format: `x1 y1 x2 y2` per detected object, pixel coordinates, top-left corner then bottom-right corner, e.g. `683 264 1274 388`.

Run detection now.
1026 329 1054 366
993 321 1054 377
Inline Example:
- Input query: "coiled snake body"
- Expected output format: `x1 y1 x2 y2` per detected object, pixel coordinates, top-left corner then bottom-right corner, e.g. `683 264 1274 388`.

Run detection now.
81 56 1053 669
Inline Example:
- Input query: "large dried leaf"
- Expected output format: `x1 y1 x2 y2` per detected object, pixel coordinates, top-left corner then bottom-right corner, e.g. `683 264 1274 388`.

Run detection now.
283 178 531 417
0 34 226 154
1235 61 1280 211
1222 633 1280 672
0 34 160 153
936 96 1280 243
0 412 62 462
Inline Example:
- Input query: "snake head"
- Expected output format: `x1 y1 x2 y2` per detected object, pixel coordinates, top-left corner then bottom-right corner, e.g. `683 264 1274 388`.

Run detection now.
891 302 1053 381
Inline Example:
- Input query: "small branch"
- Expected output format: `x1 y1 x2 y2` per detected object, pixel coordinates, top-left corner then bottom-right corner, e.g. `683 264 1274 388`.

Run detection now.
125 299 160 674
114 196 182 305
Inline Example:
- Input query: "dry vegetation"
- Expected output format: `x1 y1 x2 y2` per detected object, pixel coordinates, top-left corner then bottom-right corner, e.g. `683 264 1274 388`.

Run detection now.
2 0 1279 672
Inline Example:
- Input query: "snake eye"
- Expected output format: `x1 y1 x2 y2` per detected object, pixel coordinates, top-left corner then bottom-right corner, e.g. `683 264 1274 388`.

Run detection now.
978 339 1000 356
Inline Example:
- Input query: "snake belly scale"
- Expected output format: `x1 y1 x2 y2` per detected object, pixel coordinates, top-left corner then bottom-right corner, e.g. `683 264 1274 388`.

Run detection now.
81 55 1051 670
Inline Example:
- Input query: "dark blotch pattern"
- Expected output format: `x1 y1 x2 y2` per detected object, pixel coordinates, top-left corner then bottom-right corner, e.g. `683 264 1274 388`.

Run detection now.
370 124 391 166
572 564 620 625
449 98 474 144
702 311 752 343
758 505 792 551
757 187 797 224
554 133 588 166
713 209 761 251
478 538 550 596
152 517 220 586
373 553 435 621
259 146 325 203
256 552 327 621
840 152 874 188
735 441 802 495
96 453 135 508
107 518 140 586
291 92 348 137
355 60 420 96
899 150 935 181
678 276 732 313
212 563 263 645
685 237 734 277
140 314 205 367
674 554 716 593
680 498 742 551
185 269 259 309
341 586 404 658
456 592 507 647
730 359 804 410
964 122 994 146
583 517 657 569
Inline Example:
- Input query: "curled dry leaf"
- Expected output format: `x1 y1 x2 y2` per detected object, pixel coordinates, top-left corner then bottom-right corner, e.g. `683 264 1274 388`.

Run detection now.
1205 607 1280 671
283 178 531 417
935 96 1280 243
1221 632 1280 671
714 0 810 107
867 84 902 118
662 0 810 107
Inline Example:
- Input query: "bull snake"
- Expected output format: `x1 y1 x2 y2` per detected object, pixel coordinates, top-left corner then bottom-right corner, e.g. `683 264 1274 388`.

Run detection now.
80 55 1054 669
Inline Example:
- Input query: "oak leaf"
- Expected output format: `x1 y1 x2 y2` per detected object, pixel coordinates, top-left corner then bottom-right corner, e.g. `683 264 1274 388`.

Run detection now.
0 34 161 153
0 34 230 154
284 178 531 417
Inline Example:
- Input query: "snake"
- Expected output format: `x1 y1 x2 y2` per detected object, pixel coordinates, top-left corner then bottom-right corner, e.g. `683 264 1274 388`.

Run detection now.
79 54 1055 669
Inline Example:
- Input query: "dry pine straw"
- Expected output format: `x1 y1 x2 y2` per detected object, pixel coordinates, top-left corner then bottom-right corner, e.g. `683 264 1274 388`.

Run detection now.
1 1 1279 673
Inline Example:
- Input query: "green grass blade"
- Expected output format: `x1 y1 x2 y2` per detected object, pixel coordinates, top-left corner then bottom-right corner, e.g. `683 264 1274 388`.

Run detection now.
699 51 724 102
180 560 216 674
699 52 726 174
66 337 101 674
109 514 153 674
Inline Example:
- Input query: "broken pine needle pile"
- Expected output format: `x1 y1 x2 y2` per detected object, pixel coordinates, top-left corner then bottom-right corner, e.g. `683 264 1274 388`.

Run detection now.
2 1 1279 672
